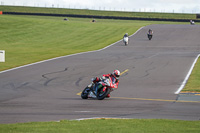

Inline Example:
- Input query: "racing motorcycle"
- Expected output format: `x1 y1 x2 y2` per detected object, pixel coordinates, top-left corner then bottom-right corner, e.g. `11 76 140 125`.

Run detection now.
123 36 129 46
190 20 195 25
81 77 117 100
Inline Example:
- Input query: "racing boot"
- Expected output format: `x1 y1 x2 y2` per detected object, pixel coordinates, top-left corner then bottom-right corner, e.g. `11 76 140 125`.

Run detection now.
106 93 110 98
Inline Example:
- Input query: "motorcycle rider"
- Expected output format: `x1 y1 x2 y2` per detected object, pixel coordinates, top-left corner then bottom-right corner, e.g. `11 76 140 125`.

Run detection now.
190 20 195 25
147 29 153 40
92 70 120 98
123 33 128 38
123 33 129 45
148 29 153 35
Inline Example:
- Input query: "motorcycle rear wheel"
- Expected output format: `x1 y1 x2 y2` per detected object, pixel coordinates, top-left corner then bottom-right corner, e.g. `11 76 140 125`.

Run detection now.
97 87 110 100
81 87 90 99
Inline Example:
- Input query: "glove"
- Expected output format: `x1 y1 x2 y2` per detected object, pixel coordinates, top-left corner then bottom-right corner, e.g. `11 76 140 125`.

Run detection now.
91 77 95 81
91 77 100 83
101 76 106 80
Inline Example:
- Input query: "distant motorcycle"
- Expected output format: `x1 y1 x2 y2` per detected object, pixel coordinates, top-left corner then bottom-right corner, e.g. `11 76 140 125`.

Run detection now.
123 33 129 46
81 77 117 100
190 20 195 25
147 29 153 40
123 36 129 46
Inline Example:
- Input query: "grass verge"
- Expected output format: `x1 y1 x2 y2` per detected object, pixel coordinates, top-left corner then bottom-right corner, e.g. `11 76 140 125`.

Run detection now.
0 119 200 133
182 56 200 92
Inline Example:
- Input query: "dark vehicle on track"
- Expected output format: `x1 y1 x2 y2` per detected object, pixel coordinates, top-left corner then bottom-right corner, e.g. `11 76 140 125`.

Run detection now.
147 29 153 40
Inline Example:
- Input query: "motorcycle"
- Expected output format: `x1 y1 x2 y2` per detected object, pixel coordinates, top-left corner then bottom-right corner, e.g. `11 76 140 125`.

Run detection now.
190 20 195 25
123 36 129 46
147 34 153 40
81 77 117 100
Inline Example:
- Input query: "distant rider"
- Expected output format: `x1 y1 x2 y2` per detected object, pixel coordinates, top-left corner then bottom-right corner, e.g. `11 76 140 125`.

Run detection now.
190 20 195 25
148 29 153 35
123 33 129 45
124 33 128 38
92 70 120 98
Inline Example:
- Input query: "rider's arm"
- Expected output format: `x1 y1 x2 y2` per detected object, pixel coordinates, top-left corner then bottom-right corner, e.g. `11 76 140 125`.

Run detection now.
92 77 101 83
102 73 111 78
114 80 119 88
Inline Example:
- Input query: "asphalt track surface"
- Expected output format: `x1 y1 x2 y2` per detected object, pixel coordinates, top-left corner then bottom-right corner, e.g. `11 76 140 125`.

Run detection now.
0 24 200 124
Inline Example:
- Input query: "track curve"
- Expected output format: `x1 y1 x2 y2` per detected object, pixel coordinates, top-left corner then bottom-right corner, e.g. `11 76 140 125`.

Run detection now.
0 24 200 123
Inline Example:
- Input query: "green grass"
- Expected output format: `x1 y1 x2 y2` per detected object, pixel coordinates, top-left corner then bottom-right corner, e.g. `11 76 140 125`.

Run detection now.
0 119 200 133
183 57 200 92
0 5 198 20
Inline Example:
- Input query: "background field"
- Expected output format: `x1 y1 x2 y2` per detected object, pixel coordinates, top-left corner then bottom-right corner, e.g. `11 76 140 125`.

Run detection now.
0 5 198 20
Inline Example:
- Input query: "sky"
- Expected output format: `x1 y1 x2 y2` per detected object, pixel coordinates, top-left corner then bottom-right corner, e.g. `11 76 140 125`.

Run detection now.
1 0 200 13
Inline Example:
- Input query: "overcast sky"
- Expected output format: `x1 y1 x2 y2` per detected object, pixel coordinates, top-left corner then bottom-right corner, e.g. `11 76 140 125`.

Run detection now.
1 0 200 13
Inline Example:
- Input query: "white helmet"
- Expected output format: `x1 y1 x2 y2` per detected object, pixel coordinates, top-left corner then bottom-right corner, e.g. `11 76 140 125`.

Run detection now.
113 70 120 79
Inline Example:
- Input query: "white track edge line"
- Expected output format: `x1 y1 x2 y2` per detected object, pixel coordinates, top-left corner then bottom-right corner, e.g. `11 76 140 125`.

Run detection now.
0 27 144 74
175 54 200 94
75 117 131 121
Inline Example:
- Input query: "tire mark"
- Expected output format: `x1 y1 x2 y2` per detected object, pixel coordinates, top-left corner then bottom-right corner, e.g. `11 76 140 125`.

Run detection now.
42 67 68 86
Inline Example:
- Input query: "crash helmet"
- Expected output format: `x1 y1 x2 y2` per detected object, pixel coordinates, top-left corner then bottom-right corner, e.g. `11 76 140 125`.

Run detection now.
113 70 120 79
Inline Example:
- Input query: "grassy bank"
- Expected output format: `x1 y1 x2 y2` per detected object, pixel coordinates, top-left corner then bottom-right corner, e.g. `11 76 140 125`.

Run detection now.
0 5 197 20
0 119 200 133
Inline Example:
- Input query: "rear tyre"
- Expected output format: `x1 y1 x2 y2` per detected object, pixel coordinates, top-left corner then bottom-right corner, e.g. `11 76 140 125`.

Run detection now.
96 87 110 100
81 87 90 99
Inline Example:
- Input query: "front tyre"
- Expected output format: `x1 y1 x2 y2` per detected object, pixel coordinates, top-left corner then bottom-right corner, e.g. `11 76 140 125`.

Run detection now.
81 87 90 99
97 87 110 100
148 34 152 40
125 42 127 46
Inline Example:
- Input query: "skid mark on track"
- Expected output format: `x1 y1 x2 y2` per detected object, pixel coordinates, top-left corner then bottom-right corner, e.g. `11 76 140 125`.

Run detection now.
42 67 68 86
75 77 83 87
44 78 57 86
42 67 68 79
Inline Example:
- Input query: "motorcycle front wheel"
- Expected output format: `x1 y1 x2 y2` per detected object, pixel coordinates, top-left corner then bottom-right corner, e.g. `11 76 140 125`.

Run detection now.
81 87 90 99
96 87 110 100
148 34 152 40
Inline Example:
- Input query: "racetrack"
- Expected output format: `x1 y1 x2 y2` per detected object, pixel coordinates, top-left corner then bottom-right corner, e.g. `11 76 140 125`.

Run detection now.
0 24 200 123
